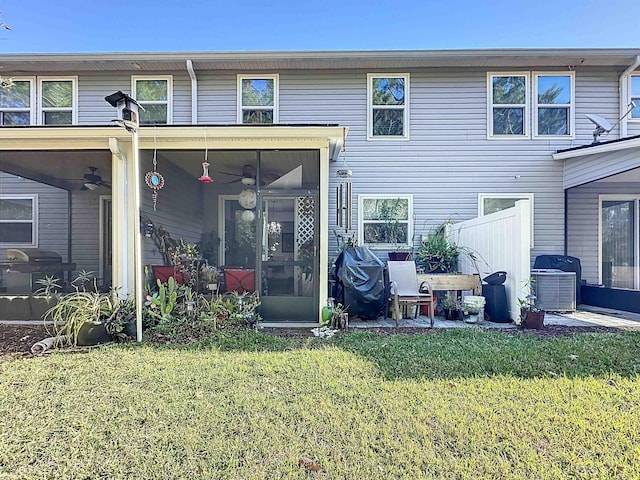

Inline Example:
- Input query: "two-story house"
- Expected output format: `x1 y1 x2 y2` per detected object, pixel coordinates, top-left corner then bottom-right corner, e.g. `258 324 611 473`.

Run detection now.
1 48 639 322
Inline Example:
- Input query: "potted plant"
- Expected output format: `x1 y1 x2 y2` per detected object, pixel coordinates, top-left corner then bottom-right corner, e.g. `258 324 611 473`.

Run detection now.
416 221 459 273
330 302 349 329
378 198 412 261
200 264 219 292
519 278 545 329
44 288 118 346
440 292 463 320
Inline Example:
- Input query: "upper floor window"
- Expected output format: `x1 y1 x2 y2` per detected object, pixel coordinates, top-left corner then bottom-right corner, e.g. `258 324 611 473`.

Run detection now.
488 73 528 137
132 76 172 125
0 79 34 126
237 75 278 124
0 195 38 246
367 74 409 139
534 73 573 137
358 195 413 248
38 78 76 125
631 75 640 120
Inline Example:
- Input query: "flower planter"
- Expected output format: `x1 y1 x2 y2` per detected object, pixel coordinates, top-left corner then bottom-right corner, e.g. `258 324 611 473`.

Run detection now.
388 252 412 261
521 309 545 330
444 308 462 321
76 321 112 346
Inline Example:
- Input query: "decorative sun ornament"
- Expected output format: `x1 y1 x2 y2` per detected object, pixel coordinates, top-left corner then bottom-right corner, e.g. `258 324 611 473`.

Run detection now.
144 171 164 211
199 161 213 183
238 188 257 209
145 128 165 211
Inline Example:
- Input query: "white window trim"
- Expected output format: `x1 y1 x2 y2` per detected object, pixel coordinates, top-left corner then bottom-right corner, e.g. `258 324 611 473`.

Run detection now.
0 77 36 126
630 75 640 122
358 194 414 248
237 74 279 124
487 72 529 140
131 75 173 125
37 77 78 125
0 194 38 248
598 194 640 289
367 73 410 141
533 72 575 139
478 193 534 247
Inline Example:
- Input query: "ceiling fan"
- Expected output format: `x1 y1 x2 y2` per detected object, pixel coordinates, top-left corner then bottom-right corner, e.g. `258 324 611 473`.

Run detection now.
218 164 279 185
81 167 111 190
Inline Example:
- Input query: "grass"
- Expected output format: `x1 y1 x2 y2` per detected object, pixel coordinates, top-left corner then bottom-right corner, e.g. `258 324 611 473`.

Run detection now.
1 329 640 479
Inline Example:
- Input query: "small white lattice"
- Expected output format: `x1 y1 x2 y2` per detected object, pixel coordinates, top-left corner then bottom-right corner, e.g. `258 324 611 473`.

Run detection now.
296 196 314 246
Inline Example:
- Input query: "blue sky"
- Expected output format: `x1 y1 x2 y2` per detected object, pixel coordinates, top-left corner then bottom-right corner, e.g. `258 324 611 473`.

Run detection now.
1 0 639 53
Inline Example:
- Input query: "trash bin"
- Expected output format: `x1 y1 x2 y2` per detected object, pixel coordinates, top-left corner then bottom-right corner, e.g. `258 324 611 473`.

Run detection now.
482 271 510 323
333 247 386 320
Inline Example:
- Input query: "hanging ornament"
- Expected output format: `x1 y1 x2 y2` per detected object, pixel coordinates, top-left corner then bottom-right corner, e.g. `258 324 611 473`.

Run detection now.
241 209 255 222
199 161 213 183
144 127 164 211
198 128 213 183
238 188 257 209
336 127 352 229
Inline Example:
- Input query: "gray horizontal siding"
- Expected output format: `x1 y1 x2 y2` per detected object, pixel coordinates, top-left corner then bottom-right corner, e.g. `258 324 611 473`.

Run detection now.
0 172 69 261
70 190 105 277
78 71 192 125
563 147 640 188
1 172 107 288
139 152 204 266
567 181 640 284
6 65 630 272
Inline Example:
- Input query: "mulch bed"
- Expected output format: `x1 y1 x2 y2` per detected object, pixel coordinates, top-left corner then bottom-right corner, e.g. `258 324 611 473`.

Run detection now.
0 323 630 358
0 323 52 358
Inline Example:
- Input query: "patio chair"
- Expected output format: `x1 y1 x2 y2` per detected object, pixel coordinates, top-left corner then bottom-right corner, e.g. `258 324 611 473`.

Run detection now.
387 260 434 327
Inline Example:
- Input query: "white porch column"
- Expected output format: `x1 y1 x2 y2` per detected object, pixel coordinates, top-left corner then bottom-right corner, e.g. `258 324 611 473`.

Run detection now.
108 138 133 295
319 145 329 323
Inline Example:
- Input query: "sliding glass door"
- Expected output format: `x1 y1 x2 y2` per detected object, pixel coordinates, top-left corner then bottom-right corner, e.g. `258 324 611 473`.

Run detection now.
601 198 638 289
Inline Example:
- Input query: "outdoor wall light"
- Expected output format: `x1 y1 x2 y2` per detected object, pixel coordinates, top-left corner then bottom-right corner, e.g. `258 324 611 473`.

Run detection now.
143 222 155 237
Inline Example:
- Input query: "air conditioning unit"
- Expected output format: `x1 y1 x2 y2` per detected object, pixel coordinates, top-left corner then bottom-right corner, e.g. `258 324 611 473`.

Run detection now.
531 269 576 312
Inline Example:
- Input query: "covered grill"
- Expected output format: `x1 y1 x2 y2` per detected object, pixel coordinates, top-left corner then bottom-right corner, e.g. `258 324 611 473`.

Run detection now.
3 248 75 273
1 249 75 291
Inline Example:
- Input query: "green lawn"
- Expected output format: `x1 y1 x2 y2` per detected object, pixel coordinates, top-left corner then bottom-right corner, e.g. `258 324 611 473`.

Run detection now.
1 329 640 479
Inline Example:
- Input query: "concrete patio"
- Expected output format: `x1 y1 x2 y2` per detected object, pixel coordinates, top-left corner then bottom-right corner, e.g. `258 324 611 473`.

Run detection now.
347 305 640 330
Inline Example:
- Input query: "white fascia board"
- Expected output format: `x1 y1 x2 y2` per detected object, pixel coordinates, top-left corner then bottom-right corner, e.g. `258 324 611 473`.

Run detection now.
552 137 640 160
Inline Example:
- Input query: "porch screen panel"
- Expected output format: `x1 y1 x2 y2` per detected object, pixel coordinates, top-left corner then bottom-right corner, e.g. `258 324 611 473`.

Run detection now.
601 200 635 289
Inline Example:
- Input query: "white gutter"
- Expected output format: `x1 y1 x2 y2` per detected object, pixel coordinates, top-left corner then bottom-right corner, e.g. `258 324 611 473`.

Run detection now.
186 60 198 124
620 55 640 138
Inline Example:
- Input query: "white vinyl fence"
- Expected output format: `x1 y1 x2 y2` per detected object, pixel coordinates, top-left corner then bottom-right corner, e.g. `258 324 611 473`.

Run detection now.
450 200 531 321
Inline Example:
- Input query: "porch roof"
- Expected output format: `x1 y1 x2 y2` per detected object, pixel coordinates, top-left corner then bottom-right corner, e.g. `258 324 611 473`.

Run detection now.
552 135 640 189
0 124 346 160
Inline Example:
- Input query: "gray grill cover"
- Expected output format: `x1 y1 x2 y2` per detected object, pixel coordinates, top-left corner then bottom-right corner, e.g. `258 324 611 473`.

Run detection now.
333 247 386 320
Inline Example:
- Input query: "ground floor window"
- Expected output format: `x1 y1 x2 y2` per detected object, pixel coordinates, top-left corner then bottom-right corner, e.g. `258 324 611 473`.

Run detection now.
600 196 639 289
0 194 37 246
358 195 413 248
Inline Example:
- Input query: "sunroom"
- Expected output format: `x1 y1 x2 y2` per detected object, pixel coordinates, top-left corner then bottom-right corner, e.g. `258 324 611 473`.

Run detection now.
0 125 344 323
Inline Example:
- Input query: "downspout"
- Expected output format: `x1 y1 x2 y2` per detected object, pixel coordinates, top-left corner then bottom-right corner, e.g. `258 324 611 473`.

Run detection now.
619 55 640 138
564 188 568 256
67 190 73 286
186 60 198 124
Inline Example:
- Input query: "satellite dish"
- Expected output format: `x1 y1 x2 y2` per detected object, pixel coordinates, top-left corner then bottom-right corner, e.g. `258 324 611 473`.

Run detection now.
585 101 637 144
585 114 613 144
